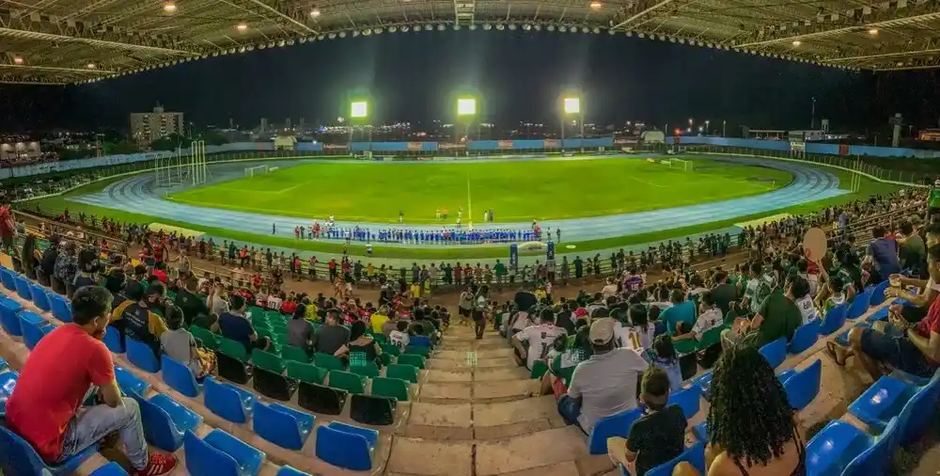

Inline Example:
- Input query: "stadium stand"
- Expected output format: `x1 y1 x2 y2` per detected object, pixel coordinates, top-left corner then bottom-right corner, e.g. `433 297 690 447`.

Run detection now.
0 186 938 476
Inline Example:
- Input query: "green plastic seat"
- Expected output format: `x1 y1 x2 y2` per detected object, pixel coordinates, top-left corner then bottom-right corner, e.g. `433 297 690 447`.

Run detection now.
673 339 699 355
252 348 285 374
255 326 272 340
530 360 549 380
379 353 392 366
405 345 431 357
385 364 418 384
282 345 311 363
265 311 283 320
381 344 401 356
329 370 365 394
698 323 730 349
286 361 326 384
350 362 380 379
315 353 345 371
219 337 249 362
372 377 409 401
397 354 426 370
189 326 220 350
248 306 266 318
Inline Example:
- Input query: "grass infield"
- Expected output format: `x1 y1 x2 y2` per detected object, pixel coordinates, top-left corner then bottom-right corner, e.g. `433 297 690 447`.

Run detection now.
23 156 899 260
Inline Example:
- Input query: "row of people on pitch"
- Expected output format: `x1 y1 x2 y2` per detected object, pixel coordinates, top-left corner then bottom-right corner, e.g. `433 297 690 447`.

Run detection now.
324 226 541 244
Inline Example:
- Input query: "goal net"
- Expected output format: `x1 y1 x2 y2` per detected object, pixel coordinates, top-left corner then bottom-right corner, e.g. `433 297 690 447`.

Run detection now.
245 165 269 178
669 158 694 172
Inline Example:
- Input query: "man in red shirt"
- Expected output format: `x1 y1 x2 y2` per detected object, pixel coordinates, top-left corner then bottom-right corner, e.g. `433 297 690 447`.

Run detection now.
841 244 940 381
0 200 15 255
6 286 176 476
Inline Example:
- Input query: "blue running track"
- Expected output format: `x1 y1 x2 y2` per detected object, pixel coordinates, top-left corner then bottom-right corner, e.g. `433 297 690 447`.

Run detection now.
69 155 847 246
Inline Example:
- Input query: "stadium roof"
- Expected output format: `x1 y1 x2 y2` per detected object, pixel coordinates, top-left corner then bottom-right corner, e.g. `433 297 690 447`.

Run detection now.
2 0 940 85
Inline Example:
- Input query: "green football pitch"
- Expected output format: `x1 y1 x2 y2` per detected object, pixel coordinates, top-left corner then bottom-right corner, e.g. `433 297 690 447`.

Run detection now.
167 157 794 223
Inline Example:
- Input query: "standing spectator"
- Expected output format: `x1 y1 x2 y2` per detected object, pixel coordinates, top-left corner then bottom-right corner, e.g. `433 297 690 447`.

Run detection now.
865 225 901 285
557 318 649 434
0 199 15 257
661 288 696 335
6 286 177 476
898 220 927 278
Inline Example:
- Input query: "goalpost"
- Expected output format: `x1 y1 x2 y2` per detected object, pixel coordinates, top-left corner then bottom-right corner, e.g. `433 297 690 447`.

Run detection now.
244 164 270 178
667 158 694 172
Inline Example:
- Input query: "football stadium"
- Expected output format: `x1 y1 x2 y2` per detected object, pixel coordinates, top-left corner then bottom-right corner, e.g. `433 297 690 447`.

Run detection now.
2 1 940 476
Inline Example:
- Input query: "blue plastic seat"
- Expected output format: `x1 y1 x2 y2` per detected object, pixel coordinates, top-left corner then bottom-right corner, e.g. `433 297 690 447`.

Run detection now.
50 294 73 322
316 422 378 471
0 424 98 476
14 275 32 301
103 326 125 353
692 421 708 442
410 335 431 347
184 430 264 476
848 374 918 429
846 288 873 320
869 280 891 306
787 319 820 354
134 393 203 451
161 354 203 397
818 303 847 336
644 442 706 476
126 337 160 373
115 365 151 396
276 466 309 476
0 268 16 291
0 297 23 336
806 417 899 476
20 312 54 350
204 376 256 424
692 371 713 401
252 401 316 450
849 368 940 446
588 406 643 454
759 337 787 369
29 284 52 312
866 306 889 323
781 359 822 411
668 385 702 421
90 462 130 476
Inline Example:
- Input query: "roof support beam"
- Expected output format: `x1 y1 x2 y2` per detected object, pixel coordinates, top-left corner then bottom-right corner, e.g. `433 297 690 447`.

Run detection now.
610 0 675 31
0 63 114 74
243 0 318 35
0 27 197 56
454 0 475 27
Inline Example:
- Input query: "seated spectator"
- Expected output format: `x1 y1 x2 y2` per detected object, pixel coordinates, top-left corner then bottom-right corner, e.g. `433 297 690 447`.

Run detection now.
661 288 695 335
6 286 177 476
743 261 776 314
122 264 149 302
208 283 229 316
615 304 655 350
175 277 211 328
558 318 650 434
649 334 682 392
884 224 940 323
338 321 383 368
38 242 58 286
816 274 847 314
287 304 314 354
828 244 940 378
726 275 804 348
315 308 351 356
371 306 389 334
791 274 817 324
381 309 398 337
218 294 271 354
390 320 410 351
607 367 687 476
160 304 217 378
512 308 567 370
703 337 805 475
709 271 739 316
540 324 592 397
280 294 297 315
111 282 169 356
52 241 77 296
103 256 126 295
674 291 723 343
151 261 168 284
864 225 901 285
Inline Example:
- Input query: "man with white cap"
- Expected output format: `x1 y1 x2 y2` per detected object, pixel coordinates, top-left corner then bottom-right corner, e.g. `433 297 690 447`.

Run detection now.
557 317 650 434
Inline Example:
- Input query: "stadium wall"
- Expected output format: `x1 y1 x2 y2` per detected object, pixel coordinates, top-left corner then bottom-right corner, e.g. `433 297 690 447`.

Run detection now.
670 136 940 158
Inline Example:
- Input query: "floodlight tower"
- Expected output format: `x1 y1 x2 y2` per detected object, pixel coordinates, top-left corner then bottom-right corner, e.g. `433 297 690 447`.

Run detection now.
561 94 584 153
457 96 477 146
349 99 371 151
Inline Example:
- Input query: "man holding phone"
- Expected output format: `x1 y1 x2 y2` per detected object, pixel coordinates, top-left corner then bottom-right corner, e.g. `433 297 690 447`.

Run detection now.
6 286 177 476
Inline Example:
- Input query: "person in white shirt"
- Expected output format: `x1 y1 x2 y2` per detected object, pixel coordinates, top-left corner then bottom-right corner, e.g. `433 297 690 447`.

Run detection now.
674 291 724 343
791 276 818 324
558 318 649 434
511 309 567 370
389 320 410 352
615 304 656 351
601 278 619 298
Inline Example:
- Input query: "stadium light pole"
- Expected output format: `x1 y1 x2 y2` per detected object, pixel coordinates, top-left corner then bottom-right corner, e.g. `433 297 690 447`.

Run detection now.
561 94 584 153
457 96 477 149
350 99 371 152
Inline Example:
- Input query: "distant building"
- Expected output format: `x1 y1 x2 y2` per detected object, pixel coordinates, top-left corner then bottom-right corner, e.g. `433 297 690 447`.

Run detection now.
130 105 184 144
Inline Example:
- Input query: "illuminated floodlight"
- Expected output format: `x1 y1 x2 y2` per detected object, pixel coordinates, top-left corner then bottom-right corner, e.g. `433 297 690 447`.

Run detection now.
350 101 368 119
236 22 248 32
563 97 581 114
13 56 23 64
457 97 477 116
163 1 177 13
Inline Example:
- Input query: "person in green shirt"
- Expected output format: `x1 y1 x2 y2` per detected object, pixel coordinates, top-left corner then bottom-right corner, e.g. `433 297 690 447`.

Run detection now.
539 325 592 397
494 259 507 289
725 275 805 348
898 220 927 278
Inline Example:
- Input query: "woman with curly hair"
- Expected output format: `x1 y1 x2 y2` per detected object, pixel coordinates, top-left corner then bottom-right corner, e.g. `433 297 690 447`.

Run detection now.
696 336 805 475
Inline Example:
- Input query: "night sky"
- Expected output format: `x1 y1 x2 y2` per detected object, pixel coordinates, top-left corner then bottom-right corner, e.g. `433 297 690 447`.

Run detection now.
2 30 940 133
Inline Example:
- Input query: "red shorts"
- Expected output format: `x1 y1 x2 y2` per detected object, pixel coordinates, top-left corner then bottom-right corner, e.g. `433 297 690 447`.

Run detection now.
551 375 568 399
